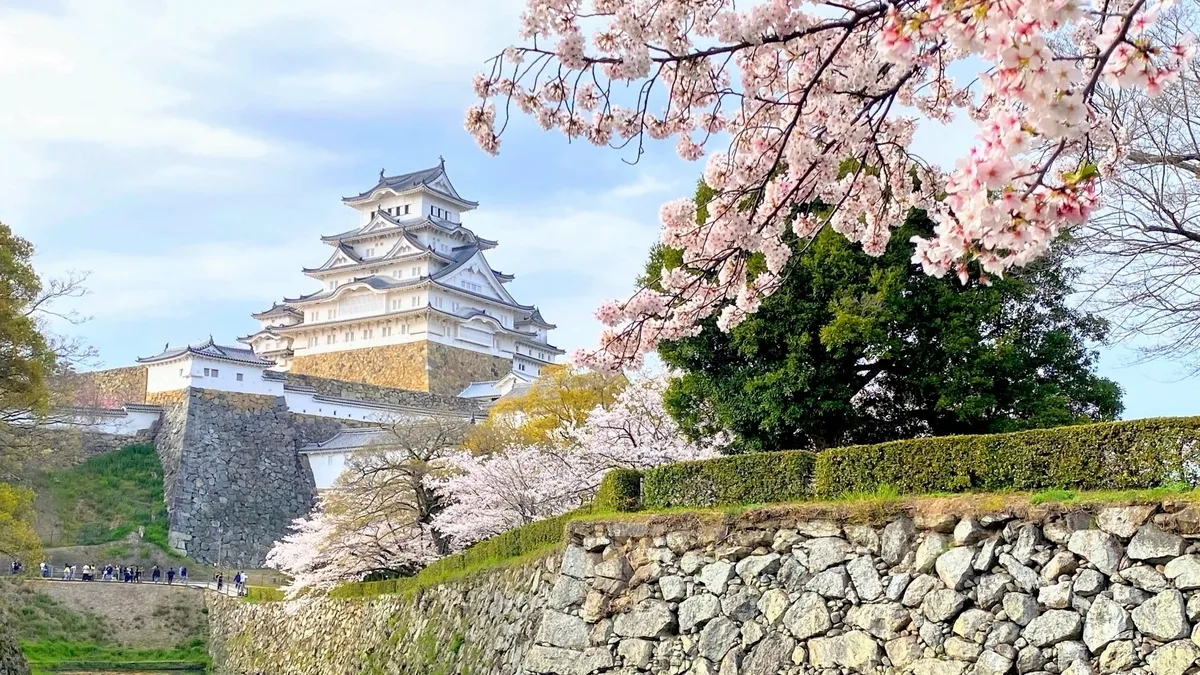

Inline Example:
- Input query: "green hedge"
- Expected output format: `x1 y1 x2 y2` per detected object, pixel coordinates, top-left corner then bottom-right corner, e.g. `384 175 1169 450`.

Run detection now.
641 450 817 509
330 505 594 599
813 417 1200 498
595 469 643 512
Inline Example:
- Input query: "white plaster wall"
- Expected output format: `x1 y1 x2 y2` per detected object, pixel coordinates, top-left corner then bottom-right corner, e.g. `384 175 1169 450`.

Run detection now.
148 356 283 396
145 358 193 393
50 408 161 435
305 451 349 490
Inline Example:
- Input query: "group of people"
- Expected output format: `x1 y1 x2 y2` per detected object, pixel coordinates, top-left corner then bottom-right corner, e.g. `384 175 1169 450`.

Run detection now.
19 559 252 596
38 561 189 585
213 570 250 596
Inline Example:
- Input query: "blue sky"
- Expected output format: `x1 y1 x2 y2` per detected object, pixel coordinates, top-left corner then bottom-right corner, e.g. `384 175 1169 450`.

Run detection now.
1 0 1194 419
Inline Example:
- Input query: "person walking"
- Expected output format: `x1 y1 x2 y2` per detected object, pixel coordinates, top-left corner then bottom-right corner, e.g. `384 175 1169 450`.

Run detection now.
215 573 223 593
62 564 70 580
134 566 142 583
152 566 161 583
167 567 175 585
179 566 188 584
40 561 48 579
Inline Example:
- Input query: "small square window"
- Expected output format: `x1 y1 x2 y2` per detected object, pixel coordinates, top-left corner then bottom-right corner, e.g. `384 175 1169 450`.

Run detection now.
236 373 244 382
203 368 210 376
211 369 219 377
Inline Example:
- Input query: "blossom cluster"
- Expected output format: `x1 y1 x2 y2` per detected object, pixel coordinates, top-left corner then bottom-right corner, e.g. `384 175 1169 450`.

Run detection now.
264 493 440 597
429 373 723 549
466 0 1195 369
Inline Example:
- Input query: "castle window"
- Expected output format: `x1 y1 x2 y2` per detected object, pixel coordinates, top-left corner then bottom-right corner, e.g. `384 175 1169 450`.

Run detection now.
366 248 375 257
404 204 410 214
411 296 419 307
401 324 408 334
179 368 183 377
328 281 335 290
236 373 244 382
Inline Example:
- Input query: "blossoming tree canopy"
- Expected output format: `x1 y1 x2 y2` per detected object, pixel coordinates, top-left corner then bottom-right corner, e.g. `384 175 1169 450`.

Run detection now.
466 0 1196 370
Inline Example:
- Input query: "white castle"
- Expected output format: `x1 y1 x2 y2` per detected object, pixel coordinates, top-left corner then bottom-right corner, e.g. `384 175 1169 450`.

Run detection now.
136 160 562 402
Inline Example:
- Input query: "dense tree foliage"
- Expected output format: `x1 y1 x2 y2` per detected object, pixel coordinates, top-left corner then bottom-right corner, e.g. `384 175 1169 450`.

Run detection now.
649 185 1124 453
463 364 627 453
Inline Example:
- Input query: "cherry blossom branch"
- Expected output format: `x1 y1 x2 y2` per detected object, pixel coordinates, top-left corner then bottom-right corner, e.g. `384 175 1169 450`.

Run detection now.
467 0 1196 370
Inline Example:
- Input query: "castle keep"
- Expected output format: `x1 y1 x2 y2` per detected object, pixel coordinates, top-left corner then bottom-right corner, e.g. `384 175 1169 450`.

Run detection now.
61 162 561 566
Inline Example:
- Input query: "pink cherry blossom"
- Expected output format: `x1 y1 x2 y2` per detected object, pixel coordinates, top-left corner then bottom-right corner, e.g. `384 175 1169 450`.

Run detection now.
466 0 1196 370
430 372 724 548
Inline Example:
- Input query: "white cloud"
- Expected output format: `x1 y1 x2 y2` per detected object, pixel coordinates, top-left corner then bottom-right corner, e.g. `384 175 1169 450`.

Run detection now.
0 0 525 227
473 203 662 353
39 239 318 323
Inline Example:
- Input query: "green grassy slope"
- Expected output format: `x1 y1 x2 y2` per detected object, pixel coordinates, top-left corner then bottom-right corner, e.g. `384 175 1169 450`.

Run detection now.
30 444 170 550
0 581 210 673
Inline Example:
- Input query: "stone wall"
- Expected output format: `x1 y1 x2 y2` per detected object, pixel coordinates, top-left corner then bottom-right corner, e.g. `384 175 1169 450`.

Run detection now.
154 388 347 566
291 342 431 391
427 341 513 396
6 425 156 470
208 500 1200 675
283 372 484 416
54 365 148 407
0 618 29 675
289 340 514 395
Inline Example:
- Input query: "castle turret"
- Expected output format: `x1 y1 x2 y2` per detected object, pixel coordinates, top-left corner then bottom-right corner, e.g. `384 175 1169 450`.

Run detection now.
242 161 563 395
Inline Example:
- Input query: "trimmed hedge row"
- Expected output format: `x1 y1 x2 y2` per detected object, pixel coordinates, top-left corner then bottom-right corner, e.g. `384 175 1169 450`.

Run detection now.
813 416 1200 497
597 416 1200 511
595 469 643 512
640 451 818 509
328 417 1200 599
330 505 594 599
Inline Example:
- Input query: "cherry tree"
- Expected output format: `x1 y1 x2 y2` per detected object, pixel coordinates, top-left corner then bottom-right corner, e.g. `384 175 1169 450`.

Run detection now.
431 373 722 548
466 0 1195 370
265 418 470 596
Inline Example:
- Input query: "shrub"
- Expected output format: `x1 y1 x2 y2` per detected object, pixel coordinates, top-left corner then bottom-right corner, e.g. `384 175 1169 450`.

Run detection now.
813 416 1200 498
641 451 817 509
595 469 642 512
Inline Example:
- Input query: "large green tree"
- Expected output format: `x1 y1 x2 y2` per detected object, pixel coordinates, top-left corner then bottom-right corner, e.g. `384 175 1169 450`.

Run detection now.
648 185 1123 452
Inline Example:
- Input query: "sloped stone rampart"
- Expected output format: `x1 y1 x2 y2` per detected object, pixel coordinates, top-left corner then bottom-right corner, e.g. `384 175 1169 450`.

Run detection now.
0 616 30 675
209 500 1200 674
291 342 432 391
290 341 514 395
154 388 347 567
283 371 484 415
55 365 149 406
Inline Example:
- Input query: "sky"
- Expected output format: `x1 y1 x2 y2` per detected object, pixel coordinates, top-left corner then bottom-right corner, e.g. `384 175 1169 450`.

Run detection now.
0 0 1194 420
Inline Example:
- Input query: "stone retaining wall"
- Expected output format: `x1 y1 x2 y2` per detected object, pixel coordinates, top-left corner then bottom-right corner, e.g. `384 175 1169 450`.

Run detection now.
290 341 514 395
283 372 484 415
155 388 347 566
2 425 155 470
207 500 1200 675
55 365 148 407
0 618 29 675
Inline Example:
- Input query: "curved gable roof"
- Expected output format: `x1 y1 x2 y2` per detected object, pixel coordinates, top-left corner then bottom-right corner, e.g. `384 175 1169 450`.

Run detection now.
341 163 479 209
138 338 273 367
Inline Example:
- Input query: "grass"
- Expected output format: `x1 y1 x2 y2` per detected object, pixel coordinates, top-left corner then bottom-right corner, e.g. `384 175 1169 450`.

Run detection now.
31 443 170 550
21 638 210 671
1 581 210 673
